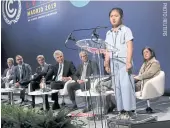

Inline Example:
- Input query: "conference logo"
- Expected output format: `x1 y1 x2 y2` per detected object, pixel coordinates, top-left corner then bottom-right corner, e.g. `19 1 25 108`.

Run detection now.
2 0 22 25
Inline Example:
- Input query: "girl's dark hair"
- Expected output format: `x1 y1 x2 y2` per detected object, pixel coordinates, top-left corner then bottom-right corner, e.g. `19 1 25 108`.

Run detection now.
142 47 156 61
109 7 124 18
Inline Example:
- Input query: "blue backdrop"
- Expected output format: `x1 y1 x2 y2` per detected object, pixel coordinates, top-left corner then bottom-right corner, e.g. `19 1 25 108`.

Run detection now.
1 1 170 93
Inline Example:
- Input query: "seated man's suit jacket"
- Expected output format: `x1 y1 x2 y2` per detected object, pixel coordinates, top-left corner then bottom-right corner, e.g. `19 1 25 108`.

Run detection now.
45 60 76 81
2 66 15 81
73 60 99 90
33 63 51 82
13 63 32 86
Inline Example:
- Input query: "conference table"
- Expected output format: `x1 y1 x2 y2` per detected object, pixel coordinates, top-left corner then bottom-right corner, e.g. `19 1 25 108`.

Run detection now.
1 87 24 105
28 89 59 110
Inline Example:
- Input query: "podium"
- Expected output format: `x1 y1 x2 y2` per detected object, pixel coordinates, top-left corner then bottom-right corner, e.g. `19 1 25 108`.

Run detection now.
76 38 118 121
76 38 118 53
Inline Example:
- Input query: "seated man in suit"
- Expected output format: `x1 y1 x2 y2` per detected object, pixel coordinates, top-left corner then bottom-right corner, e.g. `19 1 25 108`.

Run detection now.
45 50 76 110
134 47 161 92
1 58 15 88
67 51 99 112
13 55 32 104
30 55 51 108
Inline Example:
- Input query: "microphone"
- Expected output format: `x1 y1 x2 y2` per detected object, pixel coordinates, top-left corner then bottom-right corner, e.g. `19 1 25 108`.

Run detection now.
92 29 99 39
65 33 72 44
65 33 76 44
65 26 109 44
92 26 109 39
96 26 108 29
72 26 109 32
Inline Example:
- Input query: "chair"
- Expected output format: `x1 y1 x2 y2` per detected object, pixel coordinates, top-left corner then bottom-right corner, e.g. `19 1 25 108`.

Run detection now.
59 80 75 105
58 76 115 109
75 76 115 114
136 71 165 113
75 76 114 96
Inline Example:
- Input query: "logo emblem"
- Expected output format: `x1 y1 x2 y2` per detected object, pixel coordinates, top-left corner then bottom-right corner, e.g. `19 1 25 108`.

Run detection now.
70 0 90 7
2 0 22 25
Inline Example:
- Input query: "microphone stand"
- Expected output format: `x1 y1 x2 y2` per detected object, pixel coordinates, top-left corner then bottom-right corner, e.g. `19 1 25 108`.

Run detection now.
89 27 106 128
64 32 78 50
65 26 110 51
89 26 119 126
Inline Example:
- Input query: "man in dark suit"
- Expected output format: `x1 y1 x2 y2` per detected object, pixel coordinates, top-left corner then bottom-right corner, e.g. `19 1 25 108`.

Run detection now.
13 55 32 104
1 58 15 88
30 55 51 108
67 51 99 112
45 50 76 110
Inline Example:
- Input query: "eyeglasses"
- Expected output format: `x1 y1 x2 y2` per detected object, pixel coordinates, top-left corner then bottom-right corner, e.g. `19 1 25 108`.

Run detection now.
16 58 22 61
81 55 87 58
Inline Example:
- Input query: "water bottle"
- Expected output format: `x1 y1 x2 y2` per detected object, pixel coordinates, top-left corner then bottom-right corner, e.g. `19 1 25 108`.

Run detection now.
41 76 46 92
5 78 9 88
5 81 9 88
90 74 95 92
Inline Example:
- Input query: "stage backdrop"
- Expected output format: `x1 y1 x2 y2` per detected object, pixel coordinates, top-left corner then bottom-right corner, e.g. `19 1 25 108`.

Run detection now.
1 1 170 93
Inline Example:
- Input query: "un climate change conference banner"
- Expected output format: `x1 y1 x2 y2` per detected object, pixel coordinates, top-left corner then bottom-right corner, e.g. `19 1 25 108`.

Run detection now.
26 1 57 22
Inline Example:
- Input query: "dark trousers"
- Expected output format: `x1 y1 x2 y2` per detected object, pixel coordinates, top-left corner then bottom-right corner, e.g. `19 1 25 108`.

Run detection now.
104 94 116 111
18 82 29 101
67 82 90 101
67 82 116 110
30 81 40 103
135 80 142 92
20 89 26 101
50 81 65 104
1 82 5 88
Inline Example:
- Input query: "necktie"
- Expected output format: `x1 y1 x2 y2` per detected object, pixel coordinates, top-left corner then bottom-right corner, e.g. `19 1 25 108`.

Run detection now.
19 66 22 80
55 64 62 81
81 63 88 80
57 64 62 75
41 66 44 72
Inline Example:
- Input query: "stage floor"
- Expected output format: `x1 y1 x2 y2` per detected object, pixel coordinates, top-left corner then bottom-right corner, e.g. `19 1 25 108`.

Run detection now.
1 94 170 128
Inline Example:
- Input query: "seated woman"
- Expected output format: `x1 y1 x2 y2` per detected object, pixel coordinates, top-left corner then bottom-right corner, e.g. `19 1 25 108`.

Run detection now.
134 47 161 92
